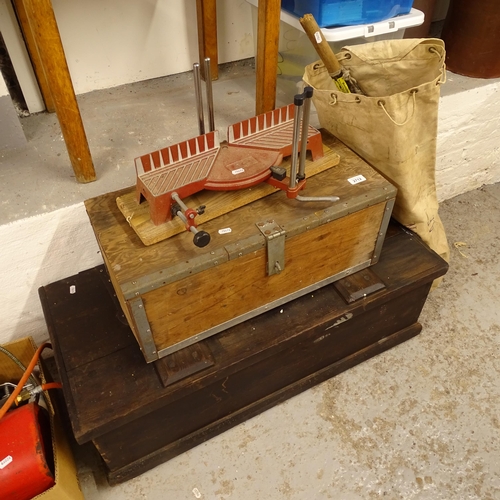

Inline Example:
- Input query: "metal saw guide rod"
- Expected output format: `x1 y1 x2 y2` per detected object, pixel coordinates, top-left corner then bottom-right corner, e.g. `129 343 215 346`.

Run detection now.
135 61 339 247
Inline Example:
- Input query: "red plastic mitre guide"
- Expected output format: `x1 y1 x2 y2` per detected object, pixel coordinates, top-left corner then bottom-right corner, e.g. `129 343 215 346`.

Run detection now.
135 102 324 226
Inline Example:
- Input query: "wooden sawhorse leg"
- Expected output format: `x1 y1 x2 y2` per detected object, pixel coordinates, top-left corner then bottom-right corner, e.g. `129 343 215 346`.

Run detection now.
196 0 218 81
14 0 96 183
256 0 281 115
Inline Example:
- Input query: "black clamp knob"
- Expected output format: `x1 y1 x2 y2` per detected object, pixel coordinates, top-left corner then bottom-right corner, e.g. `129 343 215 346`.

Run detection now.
193 230 211 248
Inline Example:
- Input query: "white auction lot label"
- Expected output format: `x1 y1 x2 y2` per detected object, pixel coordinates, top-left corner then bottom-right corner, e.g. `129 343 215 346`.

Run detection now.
218 228 232 234
232 168 245 175
0 455 13 469
348 174 366 185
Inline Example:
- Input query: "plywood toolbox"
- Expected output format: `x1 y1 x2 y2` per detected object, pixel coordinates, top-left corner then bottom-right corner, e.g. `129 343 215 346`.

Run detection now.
39 222 448 484
84 133 397 362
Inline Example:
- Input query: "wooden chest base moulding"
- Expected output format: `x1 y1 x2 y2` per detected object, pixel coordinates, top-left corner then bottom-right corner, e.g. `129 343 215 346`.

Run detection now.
84 132 397 363
39 222 448 485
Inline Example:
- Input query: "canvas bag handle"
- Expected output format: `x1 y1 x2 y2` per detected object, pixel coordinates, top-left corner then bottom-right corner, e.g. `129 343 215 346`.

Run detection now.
377 90 417 126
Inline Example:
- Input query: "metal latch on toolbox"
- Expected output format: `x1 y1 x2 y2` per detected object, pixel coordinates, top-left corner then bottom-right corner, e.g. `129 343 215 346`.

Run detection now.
256 220 286 276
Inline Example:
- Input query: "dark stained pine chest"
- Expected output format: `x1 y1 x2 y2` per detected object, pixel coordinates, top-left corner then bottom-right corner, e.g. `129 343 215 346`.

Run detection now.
39 221 447 485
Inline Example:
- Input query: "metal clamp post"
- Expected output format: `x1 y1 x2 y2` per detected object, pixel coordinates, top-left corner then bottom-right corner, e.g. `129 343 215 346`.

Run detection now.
193 58 216 136
293 87 339 203
171 192 211 248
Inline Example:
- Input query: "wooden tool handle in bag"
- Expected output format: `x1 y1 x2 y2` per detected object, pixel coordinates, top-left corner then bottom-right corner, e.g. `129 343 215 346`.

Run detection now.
300 14 341 76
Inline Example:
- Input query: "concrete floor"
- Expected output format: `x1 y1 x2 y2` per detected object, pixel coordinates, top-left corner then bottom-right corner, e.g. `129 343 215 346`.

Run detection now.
2 62 499 499
74 184 500 500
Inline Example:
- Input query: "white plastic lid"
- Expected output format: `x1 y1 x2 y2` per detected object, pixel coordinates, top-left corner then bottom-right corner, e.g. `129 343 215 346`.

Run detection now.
245 0 424 42
319 9 424 41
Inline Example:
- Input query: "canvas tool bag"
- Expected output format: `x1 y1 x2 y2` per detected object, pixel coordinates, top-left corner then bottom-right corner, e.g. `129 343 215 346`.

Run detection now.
303 38 450 274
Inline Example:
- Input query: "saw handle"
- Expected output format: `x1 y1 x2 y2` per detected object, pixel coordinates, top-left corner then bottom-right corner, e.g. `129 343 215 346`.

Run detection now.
299 14 342 76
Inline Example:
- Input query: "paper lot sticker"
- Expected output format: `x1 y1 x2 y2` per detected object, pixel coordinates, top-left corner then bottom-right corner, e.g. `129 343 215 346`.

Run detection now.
0 455 13 469
348 174 366 185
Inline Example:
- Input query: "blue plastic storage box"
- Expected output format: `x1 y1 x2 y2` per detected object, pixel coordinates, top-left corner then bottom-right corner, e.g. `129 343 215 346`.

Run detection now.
282 0 414 27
